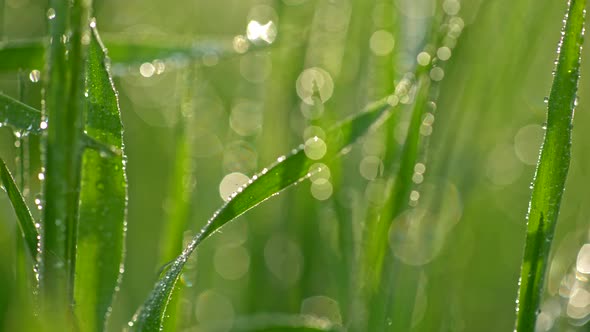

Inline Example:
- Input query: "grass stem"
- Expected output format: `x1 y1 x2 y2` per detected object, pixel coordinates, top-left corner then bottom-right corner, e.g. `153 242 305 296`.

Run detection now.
514 1 586 330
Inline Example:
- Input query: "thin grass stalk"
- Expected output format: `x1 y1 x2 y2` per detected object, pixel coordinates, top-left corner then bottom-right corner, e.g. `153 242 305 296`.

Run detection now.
514 0 586 330
157 66 196 332
15 70 32 300
41 0 90 320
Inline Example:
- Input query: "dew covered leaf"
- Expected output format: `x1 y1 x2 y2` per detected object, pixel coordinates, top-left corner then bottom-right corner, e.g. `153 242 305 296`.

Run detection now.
0 93 42 134
0 92 119 156
514 0 586 330
0 158 39 258
129 98 393 331
73 26 128 332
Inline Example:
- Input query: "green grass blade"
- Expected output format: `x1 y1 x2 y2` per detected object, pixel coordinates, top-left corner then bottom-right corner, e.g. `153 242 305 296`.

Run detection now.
102 35 235 65
514 0 586 331
0 36 241 71
0 93 42 134
0 92 119 155
40 0 86 315
0 158 38 258
128 98 393 331
73 25 128 332
157 69 197 332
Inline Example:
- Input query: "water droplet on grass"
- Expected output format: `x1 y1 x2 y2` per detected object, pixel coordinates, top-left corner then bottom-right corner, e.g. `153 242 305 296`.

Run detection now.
46 8 56 20
311 179 333 200
304 136 327 160
301 296 342 325
576 244 590 274
429 67 445 81
139 62 155 78
437 46 452 61
416 52 431 66
246 20 277 44
219 172 249 202
29 70 41 83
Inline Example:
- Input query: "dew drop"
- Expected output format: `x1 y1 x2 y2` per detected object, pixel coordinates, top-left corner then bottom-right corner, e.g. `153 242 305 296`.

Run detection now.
436 46 452 61
429 67 445 81
139 62 155 78
29 70 41 83
46 8 56 20
416 52 431 66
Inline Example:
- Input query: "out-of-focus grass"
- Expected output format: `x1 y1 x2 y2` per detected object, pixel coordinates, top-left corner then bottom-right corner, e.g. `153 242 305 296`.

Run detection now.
0 0 589 331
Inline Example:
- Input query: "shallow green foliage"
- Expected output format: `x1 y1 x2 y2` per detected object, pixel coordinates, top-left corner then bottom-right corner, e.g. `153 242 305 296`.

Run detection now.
0 0 589 331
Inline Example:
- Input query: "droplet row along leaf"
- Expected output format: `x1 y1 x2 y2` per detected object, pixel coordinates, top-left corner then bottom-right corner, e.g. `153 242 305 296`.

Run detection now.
514 0 586 331
129 97 393 331
73 25 128 332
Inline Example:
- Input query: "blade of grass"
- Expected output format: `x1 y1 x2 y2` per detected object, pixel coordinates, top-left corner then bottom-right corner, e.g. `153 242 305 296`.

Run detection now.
157 67 197 332
73 24 128 332
129 97 394 331
0 92 122 156
0 35 251 71
0 93 42 134
13 70 36 313
365 6 465 329
40 0 89 321
514 0 586 331
0 158 38 258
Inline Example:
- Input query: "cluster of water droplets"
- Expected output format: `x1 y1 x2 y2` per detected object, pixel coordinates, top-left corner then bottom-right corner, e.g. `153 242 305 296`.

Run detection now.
385 2 465 267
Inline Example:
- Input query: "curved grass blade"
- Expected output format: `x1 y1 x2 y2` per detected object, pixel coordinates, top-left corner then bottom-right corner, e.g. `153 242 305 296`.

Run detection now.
129 98 394 331
514 0 586 331
0 93 42 134
0 158 38 258
73 25 128 332
0 35 249 71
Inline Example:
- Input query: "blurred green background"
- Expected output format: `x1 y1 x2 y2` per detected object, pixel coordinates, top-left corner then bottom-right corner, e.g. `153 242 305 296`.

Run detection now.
1 0 590 331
